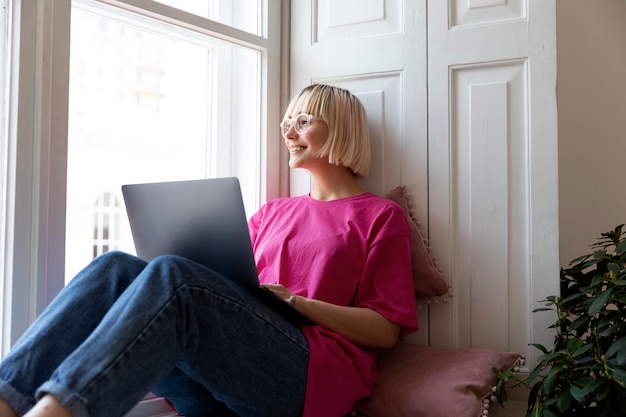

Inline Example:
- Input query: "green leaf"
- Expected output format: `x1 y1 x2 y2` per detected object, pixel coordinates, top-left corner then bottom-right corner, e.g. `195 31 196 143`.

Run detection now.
610 367 626 386
581 377 607 396
616 238 626 254
560 293 582 304
598 311 621 330
497 368 514 380
533 306 557 313
544 397 558 407
596 379 611 400
608 262 621 277
556 389 571 413
544 365 562 392
569 315 588 331
525 365 544 387
572 343 594 358
599 320 625 337
570 385 587 402
537 352 561 363
605 336 626 359
545 295 559 303
593 249 608 260
588 287 613 315
541 408 559 417
568 253 592 265
530 343 549 354
567 337 583 354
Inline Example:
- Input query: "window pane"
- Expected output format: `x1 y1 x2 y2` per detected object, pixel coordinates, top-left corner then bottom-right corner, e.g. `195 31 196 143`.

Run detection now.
0 0 7 239
0 0 8 353
154 0 263 36
65 6 260 282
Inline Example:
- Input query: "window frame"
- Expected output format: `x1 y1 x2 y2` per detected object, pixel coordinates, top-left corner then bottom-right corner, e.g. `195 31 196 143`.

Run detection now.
1 0 285 356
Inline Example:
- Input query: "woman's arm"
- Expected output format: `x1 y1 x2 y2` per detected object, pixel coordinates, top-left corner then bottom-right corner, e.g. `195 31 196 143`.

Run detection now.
263 284 401 349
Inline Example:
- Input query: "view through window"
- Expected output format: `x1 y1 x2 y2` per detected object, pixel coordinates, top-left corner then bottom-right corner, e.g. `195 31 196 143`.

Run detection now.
155 0 262 36
65 2 261 282
0 0 8 345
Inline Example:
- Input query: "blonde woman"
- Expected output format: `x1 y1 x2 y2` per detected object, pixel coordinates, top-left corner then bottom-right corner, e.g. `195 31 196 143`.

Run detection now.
0 84 418 417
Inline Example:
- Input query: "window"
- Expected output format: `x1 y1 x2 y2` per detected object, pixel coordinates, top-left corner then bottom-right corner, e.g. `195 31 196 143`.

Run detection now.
1 0 282 355
92 192 122 259
155 0 262 36
0 0 10 356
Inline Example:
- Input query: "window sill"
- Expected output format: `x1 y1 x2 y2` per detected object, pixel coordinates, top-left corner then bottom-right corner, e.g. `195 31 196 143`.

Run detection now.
124 393 177 417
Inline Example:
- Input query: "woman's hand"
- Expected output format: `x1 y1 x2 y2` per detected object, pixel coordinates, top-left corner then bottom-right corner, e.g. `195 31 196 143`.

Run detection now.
261 284 401 349
262 283 297 305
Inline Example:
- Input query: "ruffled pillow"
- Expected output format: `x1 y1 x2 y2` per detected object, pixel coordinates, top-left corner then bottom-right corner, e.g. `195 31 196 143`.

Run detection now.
352 342 523 417
385 186 451 301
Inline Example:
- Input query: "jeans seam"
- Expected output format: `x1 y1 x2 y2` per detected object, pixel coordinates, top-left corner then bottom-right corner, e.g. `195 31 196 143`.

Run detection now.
79 282 308 398
188 285 310 353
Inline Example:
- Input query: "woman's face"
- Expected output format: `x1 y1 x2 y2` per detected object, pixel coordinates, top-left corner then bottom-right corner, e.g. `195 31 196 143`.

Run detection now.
282 111 330 172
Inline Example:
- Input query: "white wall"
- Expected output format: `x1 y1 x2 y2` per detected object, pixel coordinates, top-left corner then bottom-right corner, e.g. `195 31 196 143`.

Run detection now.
557 0 626 264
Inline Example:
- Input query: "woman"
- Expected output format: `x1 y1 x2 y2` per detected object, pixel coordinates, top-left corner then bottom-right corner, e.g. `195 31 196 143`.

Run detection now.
0 84 418 417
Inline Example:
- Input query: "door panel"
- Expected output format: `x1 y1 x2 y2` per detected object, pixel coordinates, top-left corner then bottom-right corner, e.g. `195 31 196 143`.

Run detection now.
427 0 559 372
452 0 525 25
290 0 429 344
450 61 528 352
289 1 557 358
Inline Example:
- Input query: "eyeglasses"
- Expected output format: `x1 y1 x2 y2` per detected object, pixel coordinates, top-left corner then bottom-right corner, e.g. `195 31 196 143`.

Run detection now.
279 113 323 138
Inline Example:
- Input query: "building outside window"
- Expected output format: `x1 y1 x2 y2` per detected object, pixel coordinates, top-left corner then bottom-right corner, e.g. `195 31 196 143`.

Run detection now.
1 0 281 356
92 192 122 258
64 0 268 280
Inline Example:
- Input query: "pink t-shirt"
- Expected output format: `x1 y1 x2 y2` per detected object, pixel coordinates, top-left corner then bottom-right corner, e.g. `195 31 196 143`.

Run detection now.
248 193 418 417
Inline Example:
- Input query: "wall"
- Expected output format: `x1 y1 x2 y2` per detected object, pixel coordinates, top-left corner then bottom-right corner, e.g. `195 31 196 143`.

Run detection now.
557 0 626 264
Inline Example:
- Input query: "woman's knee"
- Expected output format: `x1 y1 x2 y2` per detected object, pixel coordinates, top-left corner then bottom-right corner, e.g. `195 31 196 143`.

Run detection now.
144 255 233 294
136 254 198 287
149 254 210 276
69 251 146 290
95 250 141 265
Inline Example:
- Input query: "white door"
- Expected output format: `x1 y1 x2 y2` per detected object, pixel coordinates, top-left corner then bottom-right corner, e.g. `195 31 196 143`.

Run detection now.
427 0 559 371
290 0 558 365
290 0 430 344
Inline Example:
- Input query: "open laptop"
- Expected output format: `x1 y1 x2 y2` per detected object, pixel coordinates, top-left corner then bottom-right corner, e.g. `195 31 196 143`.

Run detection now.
121 177 311 326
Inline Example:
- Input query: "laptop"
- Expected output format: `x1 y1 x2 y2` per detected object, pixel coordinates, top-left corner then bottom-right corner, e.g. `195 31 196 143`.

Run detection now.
121 177 311 326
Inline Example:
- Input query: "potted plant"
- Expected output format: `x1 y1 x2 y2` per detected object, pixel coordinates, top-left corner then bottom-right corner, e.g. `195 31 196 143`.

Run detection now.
494 225 626 417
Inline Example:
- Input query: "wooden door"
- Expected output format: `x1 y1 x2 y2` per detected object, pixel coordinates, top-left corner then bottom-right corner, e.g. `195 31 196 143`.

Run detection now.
290 0 430 344
427 0 559 373
289 0 559 361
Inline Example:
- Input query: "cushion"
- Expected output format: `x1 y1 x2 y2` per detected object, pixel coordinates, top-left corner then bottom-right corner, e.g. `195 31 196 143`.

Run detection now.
385 186 450 300
352 342 522 417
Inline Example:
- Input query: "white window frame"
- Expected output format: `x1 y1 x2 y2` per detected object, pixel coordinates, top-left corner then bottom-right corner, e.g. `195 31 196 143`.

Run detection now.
1 0 285 356
0 0 11 359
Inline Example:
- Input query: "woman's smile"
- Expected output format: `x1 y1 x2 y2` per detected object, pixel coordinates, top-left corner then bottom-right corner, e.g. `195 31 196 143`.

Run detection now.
284 116 329 170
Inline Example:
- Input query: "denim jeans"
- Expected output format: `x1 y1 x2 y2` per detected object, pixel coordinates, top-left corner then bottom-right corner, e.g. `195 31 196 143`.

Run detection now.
0 251 309 417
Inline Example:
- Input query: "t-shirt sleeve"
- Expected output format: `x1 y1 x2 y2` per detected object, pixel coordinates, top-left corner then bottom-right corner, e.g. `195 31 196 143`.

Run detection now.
354 206 419 337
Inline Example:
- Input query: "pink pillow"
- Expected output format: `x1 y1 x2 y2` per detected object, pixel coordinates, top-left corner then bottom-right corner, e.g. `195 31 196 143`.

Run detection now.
352 343 522 417
385 186 450 300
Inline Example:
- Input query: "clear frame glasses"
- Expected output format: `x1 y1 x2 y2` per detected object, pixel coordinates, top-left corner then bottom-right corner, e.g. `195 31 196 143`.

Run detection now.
279 113 322 138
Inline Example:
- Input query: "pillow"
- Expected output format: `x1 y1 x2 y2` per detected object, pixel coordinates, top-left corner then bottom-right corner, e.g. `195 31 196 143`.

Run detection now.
385 186 451 300
352 343 523 417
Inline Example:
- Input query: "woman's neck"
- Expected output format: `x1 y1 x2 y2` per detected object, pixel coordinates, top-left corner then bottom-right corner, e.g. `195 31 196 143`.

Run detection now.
309 166 365 201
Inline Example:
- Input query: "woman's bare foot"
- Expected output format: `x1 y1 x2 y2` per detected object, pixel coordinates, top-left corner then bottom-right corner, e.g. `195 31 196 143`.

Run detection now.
0 397 18 417
24 395 72 417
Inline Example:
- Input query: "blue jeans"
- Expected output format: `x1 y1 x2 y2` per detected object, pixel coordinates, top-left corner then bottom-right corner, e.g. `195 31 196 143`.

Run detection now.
0 251 309 417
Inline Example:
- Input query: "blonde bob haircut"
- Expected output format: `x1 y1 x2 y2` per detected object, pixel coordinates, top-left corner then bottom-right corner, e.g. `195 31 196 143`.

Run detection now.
284 84 371 177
